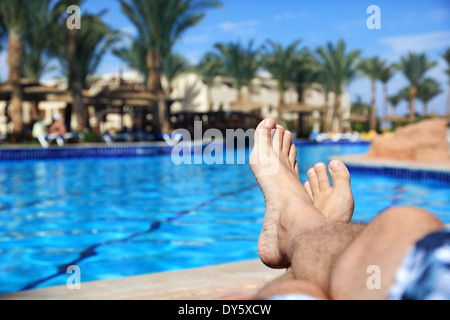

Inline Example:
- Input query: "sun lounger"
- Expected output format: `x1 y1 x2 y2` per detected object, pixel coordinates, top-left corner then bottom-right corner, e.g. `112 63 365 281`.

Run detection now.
37 132 84 148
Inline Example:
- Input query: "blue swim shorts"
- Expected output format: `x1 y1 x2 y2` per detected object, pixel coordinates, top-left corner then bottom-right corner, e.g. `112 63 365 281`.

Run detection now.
388 229 450 300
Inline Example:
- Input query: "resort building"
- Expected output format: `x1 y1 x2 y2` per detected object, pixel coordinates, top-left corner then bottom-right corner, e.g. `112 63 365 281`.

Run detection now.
0 71 351 137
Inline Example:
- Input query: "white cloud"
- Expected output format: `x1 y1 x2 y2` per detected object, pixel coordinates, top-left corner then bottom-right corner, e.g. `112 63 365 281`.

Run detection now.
183 50 204 65
379 31 450 56
274 11 310 22
218 20 260 35
120 26 136 36
218 20 260 31
427 8 450 21
181 34 211 45
337 19 366 32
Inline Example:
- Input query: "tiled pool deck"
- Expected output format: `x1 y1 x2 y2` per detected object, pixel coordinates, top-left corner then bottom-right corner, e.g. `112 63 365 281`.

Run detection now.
0 259 284 300
0 141 449 299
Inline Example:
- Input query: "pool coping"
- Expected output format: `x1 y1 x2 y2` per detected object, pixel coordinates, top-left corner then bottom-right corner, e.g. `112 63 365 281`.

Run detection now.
334 154 450 172
332 154 450 182
0 259 284 300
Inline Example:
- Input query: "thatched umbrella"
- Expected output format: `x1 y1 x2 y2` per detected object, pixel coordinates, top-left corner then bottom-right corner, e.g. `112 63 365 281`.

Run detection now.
0 78 63 121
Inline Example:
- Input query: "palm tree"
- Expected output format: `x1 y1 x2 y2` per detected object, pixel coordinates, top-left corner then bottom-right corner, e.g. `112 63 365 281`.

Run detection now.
46 0 88 132
75 13 119 90
163 52 189 97
113 35 149 84
214 40 260 102
119 0 221 134
351 95 371 116
316 39 360 131
290 50 324 130
357 57 385 131
0 16 7 83
22 0 64 82
0 15 6 54
379 64 395 119
395 52 437 122
195 52 223 110
0 0 31 139
315 63 334 132
442 48 450 115
416 78 442 115
293 50 318 104
53 6 118 131
388 94 402 117
63 0 86 132
261 39 302 108
19 0 67 123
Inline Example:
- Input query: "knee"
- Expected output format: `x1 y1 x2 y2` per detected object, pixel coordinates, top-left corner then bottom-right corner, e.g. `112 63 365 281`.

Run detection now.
377 206 444 232
328 206 444 299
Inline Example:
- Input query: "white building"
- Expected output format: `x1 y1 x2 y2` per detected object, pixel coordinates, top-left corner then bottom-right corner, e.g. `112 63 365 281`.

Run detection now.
0 71 351 134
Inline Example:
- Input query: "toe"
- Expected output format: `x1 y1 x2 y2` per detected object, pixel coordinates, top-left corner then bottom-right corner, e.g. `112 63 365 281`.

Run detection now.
253 119 277 158
288 143 297 168
314 162 331 191
256 118 277 131
273 125 284 151
283 130 292 153
304 181 313 200
328 160 351 188
294 161 299 177
307 167 319 195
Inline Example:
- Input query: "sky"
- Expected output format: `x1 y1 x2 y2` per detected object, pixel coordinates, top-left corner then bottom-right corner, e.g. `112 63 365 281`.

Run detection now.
1 0 450 116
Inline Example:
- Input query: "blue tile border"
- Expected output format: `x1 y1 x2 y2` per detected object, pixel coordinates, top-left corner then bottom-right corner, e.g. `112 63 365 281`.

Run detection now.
1 143 448 183
0 144 169 160
0 141 225 161
294 140 371 146
346 164 450 183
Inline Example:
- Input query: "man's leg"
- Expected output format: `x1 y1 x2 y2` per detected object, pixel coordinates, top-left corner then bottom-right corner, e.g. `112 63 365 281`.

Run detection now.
329 205 444 299
250 118 365 292
254 268 329 300
255 153 361 299
251 118 444 299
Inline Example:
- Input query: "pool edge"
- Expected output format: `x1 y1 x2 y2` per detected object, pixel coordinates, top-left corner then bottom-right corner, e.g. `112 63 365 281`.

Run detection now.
0 259 284 300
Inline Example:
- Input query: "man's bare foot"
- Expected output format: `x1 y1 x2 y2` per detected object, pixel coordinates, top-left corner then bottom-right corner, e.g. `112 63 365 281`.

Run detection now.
304 160 354 223
250 119 326 269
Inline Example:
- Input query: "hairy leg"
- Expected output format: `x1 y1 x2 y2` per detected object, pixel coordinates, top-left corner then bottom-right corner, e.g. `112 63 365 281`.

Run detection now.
329 206 444 299
254 268 329 300
250 118 366 291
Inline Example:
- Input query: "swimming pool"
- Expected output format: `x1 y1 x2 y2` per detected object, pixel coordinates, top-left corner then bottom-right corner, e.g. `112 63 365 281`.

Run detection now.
0 143 449 293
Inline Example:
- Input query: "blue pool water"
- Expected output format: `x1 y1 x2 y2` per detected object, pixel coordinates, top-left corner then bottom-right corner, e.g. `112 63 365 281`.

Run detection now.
0 143 449 293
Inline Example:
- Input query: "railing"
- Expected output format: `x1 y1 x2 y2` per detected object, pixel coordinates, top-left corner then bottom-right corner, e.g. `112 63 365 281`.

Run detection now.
170 111 262 135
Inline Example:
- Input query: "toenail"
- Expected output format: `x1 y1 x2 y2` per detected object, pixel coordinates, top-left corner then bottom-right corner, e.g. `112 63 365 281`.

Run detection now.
308 168 315 175
285 130 291 135
276 125 284 130
264 119 276 128
314 162 325 169
330 160 343 170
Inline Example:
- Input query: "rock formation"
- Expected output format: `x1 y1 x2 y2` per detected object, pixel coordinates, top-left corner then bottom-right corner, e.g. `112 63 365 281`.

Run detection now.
367 119 449 161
